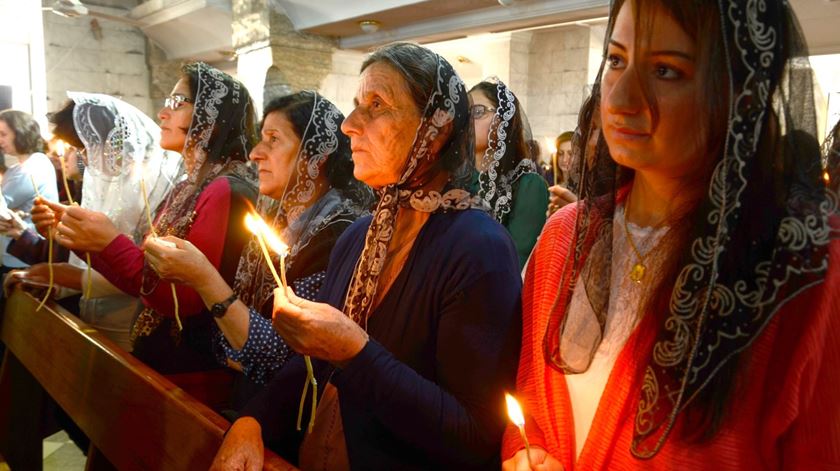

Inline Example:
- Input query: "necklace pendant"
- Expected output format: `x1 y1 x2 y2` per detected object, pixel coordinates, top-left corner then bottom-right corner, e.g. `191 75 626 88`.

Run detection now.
629 262 646 283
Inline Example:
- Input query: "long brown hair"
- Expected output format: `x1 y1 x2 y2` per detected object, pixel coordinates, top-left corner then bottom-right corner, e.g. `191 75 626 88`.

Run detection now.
606 0 733 441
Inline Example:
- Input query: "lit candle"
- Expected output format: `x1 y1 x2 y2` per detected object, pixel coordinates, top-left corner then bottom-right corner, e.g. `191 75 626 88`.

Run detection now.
506 393 534 468
58 155 75 205
27 173 54 310
244 213 284 288
136 158 181 330
244 212 317 433
135 158 157 237
55 144 95 298
543 137 559 186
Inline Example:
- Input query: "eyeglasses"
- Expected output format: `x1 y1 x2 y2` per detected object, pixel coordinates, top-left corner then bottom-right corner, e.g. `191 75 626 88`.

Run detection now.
164 94 194 110
470 104 496 120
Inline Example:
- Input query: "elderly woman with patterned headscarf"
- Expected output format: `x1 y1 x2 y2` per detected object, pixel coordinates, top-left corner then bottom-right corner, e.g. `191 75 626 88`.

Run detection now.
212 43 522 470
503 1 840 470
40 63 259 388
470 79 549 269
142 91 373 406
4 92 182 350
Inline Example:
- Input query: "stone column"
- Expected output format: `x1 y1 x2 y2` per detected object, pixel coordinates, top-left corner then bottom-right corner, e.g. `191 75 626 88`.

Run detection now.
232 0 337 117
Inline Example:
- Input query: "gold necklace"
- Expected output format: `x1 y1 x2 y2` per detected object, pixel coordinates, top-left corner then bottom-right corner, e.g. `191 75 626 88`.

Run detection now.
623 211 648 283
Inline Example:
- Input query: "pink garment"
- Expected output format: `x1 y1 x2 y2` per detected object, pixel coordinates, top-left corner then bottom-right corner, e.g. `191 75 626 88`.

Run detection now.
90 177 232 319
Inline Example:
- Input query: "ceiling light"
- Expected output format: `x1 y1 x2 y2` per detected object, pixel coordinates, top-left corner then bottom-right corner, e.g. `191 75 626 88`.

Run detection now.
359 20 381 34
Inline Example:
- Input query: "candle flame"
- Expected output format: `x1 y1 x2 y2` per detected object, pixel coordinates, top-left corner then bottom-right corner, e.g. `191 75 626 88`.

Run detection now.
54 139 67 158
245 212 289 257
543 136 557 156
505 393 525 427
824 170 831 185
244 212 261 235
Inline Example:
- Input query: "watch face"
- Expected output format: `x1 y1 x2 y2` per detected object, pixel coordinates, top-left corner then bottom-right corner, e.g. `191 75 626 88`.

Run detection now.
212 295 236 318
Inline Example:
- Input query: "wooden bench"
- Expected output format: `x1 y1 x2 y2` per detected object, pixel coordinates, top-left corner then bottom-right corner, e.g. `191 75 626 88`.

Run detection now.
0 288 296 471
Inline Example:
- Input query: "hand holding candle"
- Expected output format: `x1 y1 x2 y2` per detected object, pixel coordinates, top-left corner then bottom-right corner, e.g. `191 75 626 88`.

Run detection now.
506 393 534 469
56 141 95 298
29 174 55 311
245 212 318 433
136 158 182 330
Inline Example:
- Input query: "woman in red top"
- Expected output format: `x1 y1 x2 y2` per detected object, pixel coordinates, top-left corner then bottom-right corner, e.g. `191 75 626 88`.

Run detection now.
503 0 840 469
43 63 258 381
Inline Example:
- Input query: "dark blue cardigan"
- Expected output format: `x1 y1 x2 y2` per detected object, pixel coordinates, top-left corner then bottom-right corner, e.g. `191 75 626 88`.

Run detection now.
241 208 522 470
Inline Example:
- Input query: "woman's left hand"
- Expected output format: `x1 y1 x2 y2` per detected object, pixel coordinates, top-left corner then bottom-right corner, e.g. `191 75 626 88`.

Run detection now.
54 204 120 252
272 287 369 365
143 235 214 286
0 209 26 239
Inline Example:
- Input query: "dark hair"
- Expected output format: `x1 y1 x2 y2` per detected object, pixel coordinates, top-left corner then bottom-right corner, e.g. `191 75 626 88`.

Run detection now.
469 81 532 175
360 43 467 176
604 0 816 445
262 92 356 192
0 110 46 155
48 100 84 148
181 62 258 163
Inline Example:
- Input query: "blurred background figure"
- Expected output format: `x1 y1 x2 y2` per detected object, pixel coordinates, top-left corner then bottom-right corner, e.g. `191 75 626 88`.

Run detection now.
0 109 58 278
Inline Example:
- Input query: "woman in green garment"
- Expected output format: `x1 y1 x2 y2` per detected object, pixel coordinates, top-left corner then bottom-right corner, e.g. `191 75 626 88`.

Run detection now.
470 79 549 269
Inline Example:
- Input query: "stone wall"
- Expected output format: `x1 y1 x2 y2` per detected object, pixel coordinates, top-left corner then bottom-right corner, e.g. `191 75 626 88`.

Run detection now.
426 25 605 165
524 25 593 163
317 49 366 116
232 0 338 116
42 0 154 117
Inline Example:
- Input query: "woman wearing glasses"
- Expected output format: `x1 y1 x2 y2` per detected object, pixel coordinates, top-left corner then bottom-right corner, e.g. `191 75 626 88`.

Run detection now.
5 93 182 351
470 80 549 269
38 63 259 404
142 91 373 407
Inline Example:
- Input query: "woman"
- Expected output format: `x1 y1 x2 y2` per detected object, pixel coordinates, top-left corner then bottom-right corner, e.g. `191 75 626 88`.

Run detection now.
5 93 182 350
471 79 549 268
0 110 58 276
503 1 839 469
142 91 373 404
44 63 258 388
541 131 573 187
211 43 522 470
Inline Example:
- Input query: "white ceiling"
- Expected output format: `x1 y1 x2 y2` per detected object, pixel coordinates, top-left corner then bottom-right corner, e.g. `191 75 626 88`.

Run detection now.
122 0 840 60
269 0 840 53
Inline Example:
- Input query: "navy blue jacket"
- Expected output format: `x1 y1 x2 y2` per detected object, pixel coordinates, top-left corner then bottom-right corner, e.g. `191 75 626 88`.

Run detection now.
241 209 522 470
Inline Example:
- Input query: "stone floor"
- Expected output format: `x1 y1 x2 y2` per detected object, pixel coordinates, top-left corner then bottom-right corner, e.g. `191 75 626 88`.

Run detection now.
43 430 85 471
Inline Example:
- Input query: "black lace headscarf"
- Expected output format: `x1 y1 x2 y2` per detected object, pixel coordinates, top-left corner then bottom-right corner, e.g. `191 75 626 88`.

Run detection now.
234 91 374 314
472 78 539 223
543 0 839 458
134 62 258 340
342 42 476 329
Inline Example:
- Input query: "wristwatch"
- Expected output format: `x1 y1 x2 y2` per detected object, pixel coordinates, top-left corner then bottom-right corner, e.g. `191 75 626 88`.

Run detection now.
210 293 238 318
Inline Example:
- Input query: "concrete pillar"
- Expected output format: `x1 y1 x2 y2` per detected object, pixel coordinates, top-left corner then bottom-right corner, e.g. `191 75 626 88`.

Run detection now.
232 0 337 117
525 24 604 164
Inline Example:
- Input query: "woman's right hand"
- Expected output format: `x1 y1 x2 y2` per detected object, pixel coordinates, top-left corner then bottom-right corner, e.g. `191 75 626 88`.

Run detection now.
546 185 577 217
0 209 26 239
502 446 565 471
32 197 63 238
209 417 264 471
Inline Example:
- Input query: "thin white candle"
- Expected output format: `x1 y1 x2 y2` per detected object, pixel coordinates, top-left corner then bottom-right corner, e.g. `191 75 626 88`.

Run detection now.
506 393 534 468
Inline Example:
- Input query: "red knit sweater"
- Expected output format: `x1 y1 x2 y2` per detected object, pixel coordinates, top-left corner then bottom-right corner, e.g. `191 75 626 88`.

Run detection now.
502 204 840 470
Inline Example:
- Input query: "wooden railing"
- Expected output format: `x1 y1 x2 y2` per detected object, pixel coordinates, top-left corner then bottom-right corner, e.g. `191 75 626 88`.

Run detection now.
0 288 296 471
